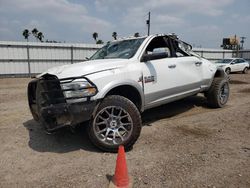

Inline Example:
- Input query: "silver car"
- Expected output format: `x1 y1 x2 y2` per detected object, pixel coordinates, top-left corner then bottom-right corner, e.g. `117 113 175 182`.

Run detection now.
215 58 249 74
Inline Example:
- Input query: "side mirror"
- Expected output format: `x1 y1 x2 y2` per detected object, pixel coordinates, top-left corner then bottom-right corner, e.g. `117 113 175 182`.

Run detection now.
141 52 168 62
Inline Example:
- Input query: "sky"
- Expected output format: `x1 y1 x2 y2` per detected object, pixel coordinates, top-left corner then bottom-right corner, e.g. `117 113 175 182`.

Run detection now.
0 0 250 48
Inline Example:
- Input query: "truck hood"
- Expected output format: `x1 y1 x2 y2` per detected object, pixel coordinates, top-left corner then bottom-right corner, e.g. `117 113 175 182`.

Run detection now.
38 59 127 79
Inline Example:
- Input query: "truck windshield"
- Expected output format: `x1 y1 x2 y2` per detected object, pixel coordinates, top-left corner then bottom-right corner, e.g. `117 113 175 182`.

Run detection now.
90 38 145 60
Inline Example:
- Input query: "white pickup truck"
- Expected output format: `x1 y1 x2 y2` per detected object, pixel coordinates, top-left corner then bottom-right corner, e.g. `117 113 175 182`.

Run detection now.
28 34 229 152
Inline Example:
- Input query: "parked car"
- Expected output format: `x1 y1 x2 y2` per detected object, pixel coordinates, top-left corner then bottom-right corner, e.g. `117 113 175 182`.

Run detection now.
28 34 230 152
215 58 249 74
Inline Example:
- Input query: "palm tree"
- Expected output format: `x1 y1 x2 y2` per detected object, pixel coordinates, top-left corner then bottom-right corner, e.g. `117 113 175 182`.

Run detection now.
31 28 39 41
22 29 30 41
112 32 117 40
32 28 39 41
134 32 140 37
37 32 44 42
92 32 98 42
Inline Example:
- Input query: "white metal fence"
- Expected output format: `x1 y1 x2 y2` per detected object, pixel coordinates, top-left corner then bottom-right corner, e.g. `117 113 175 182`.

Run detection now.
193 48 250 63
0 41 102 77
0 41 249 77
193 48 233 62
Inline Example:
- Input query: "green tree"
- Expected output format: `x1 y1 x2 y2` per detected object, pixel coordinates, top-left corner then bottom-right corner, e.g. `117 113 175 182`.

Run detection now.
134 32 140 37
112 32 117 40
22 29 30 41
32 28 39 41
92 32 98 42
37 32 44 42
96 39 104 44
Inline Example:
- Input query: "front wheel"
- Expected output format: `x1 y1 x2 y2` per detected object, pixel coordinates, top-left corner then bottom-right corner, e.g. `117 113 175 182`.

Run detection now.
205 78 230 108
88 95 142 152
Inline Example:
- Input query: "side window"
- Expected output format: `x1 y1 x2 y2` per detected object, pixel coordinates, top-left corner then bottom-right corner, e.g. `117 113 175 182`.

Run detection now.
238 59 245 63
142 36 190 61
145 37 171 59
231 60 237 64
172 40 189 57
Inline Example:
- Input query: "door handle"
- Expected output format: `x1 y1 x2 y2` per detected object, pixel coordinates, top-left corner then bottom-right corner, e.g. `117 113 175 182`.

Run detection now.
195 62 202 66
168 64 176 68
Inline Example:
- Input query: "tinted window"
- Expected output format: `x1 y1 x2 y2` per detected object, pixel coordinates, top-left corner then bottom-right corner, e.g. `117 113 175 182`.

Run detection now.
232 60 238 64
238 59 245 63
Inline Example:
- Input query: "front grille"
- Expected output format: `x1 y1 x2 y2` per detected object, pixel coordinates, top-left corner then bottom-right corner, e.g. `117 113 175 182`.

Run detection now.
28 74 98 131
37 75 66 106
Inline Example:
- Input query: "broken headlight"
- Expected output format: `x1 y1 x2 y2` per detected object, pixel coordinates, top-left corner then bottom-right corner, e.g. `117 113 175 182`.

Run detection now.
60 80 97 99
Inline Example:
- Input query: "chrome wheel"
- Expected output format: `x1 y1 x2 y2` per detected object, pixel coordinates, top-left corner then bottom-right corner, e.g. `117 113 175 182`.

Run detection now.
93 106 133 145
219 83 229 104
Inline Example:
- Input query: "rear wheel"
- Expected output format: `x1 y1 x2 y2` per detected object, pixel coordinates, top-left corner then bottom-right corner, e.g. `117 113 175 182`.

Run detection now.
205 78 230 108
225 68 231 75
242 67 248 74
88 95 142 152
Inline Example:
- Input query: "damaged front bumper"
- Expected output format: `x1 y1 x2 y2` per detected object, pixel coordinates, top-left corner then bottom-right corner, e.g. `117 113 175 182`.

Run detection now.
39 101 96 132
27 74 98 132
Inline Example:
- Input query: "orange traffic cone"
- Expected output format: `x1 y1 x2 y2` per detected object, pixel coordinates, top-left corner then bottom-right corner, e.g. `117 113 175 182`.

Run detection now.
109 145 133 188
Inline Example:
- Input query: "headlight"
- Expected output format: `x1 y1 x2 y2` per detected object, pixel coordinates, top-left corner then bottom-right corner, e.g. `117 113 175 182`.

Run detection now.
60 80 97 99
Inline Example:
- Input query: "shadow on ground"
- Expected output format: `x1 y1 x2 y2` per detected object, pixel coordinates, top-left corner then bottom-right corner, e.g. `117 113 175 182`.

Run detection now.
23 95 208 153
142 95 207 126
23 120 101 153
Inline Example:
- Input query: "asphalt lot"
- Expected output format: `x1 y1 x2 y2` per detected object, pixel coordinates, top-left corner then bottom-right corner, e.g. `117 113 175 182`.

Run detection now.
0 73 250 188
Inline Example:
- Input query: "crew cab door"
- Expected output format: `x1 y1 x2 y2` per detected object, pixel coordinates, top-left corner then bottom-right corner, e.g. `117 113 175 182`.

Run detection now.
140 36 203 109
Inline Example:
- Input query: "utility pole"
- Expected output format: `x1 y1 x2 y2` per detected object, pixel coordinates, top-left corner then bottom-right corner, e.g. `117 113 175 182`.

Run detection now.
146 12 151 36
235 34 239 57
240 36 246 50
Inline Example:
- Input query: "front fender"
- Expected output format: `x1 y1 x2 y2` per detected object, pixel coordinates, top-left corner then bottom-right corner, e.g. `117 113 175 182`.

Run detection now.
93 79 145 111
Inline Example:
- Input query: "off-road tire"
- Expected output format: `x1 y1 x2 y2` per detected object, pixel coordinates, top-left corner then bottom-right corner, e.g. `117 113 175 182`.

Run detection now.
205 78 230 108
88 95 142 152
242 67 248 74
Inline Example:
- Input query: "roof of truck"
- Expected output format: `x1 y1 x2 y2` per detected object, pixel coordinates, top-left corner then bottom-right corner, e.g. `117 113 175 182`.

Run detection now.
112 33 178 42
